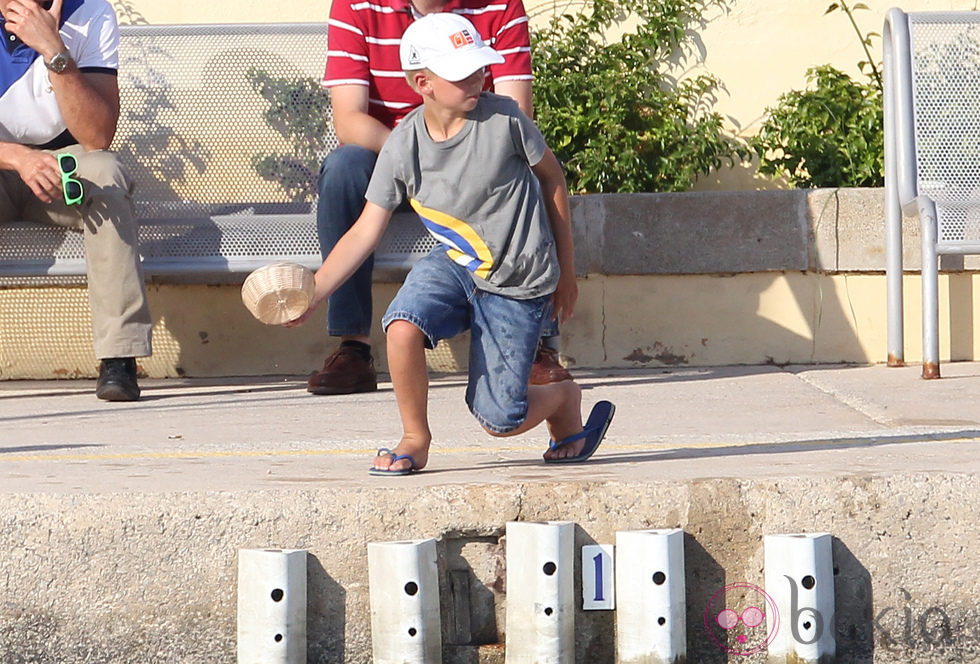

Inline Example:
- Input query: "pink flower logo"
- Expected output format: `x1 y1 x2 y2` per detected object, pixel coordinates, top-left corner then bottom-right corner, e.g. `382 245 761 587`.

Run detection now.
703 582 780 655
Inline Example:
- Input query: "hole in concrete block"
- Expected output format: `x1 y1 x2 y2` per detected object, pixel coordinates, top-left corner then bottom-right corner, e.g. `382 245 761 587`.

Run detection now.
274 634 283 642
408 627 418 637
543 562 557 576
652 571 666 585
270 588 284 602
544 607 553 616
405 581 419 596
658 617 666 626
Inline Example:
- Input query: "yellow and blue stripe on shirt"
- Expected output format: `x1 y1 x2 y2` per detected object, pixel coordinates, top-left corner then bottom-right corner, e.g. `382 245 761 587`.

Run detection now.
410 199 494 280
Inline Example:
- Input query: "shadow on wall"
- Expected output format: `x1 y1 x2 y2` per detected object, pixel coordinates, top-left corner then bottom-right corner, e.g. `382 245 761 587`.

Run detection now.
684 534 729 663
946 255 976 361
833 537 875 661
307 554 346 660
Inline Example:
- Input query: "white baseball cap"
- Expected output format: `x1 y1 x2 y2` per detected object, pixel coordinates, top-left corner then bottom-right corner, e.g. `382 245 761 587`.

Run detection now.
399 12 505 82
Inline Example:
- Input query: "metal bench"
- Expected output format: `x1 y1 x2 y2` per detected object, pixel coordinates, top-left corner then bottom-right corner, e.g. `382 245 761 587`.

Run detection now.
0 23 435 280
884 9 980 378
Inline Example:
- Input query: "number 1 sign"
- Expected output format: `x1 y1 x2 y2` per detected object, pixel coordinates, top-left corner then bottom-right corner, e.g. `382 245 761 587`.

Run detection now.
581 544 615 610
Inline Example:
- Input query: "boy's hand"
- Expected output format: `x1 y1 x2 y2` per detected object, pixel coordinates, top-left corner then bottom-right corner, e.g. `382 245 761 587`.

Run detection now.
284 292 324 328
550 271 578 324
284 306 313 328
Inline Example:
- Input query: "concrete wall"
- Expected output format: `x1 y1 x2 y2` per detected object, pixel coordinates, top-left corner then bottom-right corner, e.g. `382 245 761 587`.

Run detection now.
3 475 980 662
4 189 980 380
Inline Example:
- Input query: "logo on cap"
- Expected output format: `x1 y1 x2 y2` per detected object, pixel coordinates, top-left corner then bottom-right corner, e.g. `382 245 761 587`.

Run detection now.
408 45 421 66
449 29 475 49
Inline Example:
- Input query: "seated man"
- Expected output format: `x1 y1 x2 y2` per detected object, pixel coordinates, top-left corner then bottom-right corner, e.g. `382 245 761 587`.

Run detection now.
0 0 151 400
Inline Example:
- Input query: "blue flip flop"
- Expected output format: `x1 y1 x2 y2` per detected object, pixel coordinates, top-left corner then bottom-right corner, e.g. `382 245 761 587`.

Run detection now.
544 400 616 464
369 447 419 476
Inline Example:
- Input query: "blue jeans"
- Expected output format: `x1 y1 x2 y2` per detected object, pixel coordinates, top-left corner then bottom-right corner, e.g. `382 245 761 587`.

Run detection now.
315 144 559 339
316 145 378 337
382 249 550 433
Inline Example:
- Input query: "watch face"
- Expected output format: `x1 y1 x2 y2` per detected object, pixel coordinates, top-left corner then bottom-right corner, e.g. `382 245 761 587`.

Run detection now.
47 52 69 72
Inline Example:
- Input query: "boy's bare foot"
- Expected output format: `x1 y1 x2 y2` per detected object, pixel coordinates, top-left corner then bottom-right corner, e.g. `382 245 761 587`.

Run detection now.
543 437 584 461
371 433 431 474
542 381 583 460
544 401 615 464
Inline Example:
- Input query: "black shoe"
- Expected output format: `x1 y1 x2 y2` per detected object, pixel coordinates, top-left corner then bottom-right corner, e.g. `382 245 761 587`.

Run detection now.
96 357 141 402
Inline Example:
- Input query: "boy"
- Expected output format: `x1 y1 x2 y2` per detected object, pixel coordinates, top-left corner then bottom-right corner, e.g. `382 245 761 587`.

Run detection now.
291 12 614 474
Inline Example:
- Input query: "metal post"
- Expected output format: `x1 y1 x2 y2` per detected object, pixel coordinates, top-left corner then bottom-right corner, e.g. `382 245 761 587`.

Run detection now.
920 199 941 378
615 529 686 664
505 521 575 663
884 10 906 366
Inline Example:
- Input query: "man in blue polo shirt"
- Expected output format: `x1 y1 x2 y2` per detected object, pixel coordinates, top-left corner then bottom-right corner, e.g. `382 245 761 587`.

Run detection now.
1 0 151 401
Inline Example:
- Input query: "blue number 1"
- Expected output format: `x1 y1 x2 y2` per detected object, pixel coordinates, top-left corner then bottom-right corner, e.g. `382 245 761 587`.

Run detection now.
593 552 604 602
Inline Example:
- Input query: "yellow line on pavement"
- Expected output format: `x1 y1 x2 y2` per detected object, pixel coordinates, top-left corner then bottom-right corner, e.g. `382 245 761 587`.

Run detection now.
4 435 976 464
0 446 513 463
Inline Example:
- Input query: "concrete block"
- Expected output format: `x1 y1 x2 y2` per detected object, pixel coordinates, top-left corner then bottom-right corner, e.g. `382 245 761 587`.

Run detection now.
504 521 574 663
582 191 809 275
236 548 307 664
764 533 836 663
367 539 442 664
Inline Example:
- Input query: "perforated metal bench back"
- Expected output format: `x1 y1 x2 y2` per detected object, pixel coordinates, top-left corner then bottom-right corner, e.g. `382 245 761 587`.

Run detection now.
114 22 336 218
908 13 980 245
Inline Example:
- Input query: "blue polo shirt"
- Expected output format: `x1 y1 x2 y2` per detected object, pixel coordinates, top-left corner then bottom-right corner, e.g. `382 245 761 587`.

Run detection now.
0 0 119 149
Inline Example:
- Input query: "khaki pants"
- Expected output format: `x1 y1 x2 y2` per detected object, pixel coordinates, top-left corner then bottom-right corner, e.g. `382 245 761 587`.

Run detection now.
0 146 152 360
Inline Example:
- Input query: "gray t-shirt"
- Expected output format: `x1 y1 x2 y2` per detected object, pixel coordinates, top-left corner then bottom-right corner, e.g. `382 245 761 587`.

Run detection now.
366 92 558 299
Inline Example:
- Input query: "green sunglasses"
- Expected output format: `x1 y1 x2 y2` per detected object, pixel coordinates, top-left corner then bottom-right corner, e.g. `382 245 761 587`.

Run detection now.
57 153 84 206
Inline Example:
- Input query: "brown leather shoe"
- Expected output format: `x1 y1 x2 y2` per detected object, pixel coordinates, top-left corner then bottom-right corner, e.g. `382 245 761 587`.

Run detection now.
307 346 378 395
529 345 572 385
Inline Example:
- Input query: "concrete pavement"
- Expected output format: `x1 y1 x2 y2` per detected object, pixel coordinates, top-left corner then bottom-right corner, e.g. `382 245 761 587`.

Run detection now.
3 362 980 493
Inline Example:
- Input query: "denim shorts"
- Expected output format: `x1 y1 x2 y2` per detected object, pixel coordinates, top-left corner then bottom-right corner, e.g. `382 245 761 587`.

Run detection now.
382 248 551 433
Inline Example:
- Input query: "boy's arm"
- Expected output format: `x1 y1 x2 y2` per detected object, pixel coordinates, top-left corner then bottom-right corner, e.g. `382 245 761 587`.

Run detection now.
287 201 393 326
532 149 578 324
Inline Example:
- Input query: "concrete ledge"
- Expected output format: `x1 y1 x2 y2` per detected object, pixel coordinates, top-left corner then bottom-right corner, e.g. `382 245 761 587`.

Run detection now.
574 190 810 274
571 188 980 275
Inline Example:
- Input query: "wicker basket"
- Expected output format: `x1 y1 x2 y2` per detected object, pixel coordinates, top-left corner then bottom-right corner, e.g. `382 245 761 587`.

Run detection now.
241 262 316 325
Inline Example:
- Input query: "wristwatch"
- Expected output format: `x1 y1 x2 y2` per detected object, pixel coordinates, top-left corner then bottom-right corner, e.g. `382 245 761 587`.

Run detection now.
44 49 72 74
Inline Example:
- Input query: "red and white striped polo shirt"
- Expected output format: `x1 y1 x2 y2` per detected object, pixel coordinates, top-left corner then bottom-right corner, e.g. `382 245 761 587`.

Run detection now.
323 0 532 129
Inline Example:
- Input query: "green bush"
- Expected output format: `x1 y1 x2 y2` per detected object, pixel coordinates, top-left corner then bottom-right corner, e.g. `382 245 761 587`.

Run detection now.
530 0 746 193
750 65 883 188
